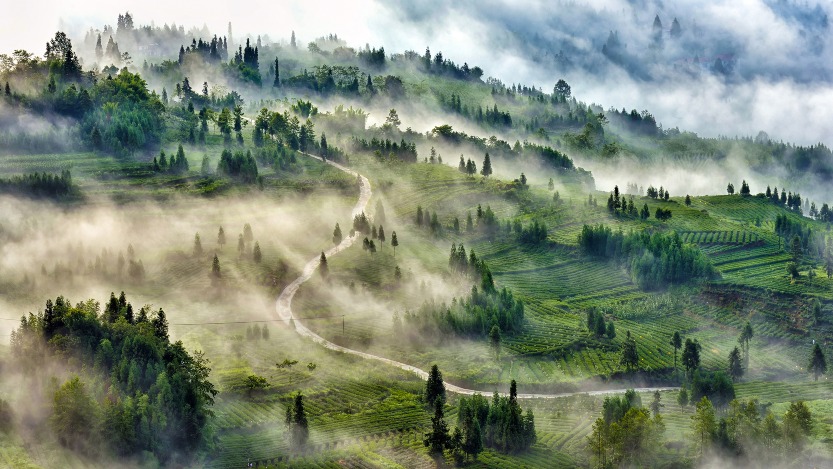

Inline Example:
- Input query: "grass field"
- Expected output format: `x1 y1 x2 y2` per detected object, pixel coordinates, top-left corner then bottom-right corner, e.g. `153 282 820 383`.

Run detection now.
2 119 833 468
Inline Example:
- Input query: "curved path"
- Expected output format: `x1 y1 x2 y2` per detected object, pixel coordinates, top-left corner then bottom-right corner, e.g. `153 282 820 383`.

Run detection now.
274 153 678 399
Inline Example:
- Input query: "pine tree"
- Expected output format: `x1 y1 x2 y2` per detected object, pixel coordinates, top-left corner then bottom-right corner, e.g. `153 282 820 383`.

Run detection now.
95 33 103 60
290 393 309 447
391 231 398 257
273 57 280 87
425 364 446 406
728 346 744 380
620 330 639 371
253 242 262 263
738 321 754 368
193 233 203 256
211 254 221 278
650 391 663 416
670 331 682 374
489 325 501 359
319 252 329 278
682 338 702 377
808 344 827 381
480 153 493 177
677 387 689 410
424 399 451 455
243 223 253 245
218 227 226 247
332 223 342 245
692 397 716 453
670 18 682 38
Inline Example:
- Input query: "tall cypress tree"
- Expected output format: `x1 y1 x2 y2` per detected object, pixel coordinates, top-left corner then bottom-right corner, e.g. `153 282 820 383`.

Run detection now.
808 344 827 381
480 153 493 177
273 57 280 87
319 252 328 278
424 399 451 455
425 364 446 406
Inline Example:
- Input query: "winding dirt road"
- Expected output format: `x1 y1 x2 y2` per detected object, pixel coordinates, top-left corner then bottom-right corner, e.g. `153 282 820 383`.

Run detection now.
274 153 678 399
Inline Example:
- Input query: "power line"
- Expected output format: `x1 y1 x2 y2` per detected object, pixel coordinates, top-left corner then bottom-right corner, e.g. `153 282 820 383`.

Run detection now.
171 315 344 326
0 315 365 326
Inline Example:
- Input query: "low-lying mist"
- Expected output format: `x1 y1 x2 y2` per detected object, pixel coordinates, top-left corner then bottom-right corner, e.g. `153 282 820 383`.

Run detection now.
0 190 354 342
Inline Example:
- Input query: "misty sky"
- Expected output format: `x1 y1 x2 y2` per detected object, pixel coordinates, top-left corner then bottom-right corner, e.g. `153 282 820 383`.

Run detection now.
3 0 832 148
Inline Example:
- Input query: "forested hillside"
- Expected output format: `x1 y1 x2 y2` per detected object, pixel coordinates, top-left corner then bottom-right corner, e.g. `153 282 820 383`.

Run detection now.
1 9 832 469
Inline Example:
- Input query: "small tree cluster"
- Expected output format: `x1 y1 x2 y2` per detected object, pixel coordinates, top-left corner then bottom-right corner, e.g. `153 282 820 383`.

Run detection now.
589 389 664 467
246 324 269 340
586 308 616 339
646 185 669 200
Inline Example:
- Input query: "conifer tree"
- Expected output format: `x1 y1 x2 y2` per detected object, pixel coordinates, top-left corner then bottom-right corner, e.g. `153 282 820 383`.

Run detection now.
425 364 446 406
728 346 744 379
738 321 754 368
332 223 342 245
391 231 398 257
808 344 827 381
480 153 492 177
682 338 702 377
218 227 226 247
620 331 639 372
287 393 308 448
212 254 221 278
193 233 203 256
670 331 682 374
253 242 262 263
424 399 452 455
319 252 328 278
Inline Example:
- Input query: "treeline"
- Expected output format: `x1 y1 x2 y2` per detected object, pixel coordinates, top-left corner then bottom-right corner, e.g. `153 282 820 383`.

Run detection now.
0 127 82 154
151 145 189 174
578 225 717 289
357 46 386 68
178 36 229 64
39 243 147 287
590 389 817 466
412 204 502 239
217 148 258 182
81 70 165 155
0 170 74 199
774 214 827 260
252 107 344 160
226 39 261 86
9 293 216 462
429 125 577 172
352 136 418 163
456 386 536 457
607 108 660 137
399 47 484 81
401 258 524 337
440 94 512 128
254 142 298 172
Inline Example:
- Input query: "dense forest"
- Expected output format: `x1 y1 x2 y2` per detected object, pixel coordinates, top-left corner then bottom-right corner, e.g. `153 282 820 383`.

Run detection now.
9 293 216 462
